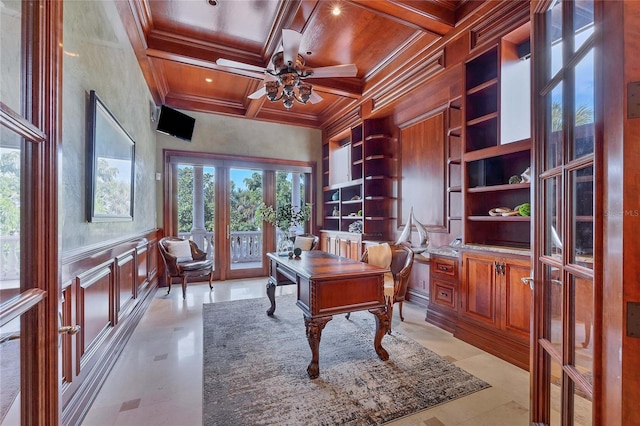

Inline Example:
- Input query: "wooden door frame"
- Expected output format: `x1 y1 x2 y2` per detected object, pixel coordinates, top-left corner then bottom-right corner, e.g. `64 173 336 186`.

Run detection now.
162 149 316 281
0 0 63 423
531 0 605 424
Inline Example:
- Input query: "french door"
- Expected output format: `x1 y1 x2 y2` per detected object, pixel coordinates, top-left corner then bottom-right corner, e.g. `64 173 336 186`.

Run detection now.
0 0 62 424
531 0 598 424
165 152 314 281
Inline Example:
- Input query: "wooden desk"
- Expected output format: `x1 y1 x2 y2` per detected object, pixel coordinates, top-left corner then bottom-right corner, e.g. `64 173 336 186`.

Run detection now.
266 251 390 379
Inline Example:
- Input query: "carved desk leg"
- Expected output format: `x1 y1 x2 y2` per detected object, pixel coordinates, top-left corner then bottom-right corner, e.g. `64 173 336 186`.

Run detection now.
304 315 332 379
369 307 389 361
266 277 277 316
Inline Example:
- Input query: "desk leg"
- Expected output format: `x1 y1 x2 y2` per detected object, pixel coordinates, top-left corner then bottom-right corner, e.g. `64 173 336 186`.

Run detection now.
369 307 390 361
304 315 332 379
266 278 276 316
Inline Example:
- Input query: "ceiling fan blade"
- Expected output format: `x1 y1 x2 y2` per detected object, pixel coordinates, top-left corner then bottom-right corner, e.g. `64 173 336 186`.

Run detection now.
248 87 266 99
308 64 358 78
282 29 302 67
308 91 323 104
216 58 266 74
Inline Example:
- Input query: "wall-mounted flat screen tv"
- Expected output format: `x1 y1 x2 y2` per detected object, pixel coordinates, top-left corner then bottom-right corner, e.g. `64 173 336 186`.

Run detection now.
156 105 195 141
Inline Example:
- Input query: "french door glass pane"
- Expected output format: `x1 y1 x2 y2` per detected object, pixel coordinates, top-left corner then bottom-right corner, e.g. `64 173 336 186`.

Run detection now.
571 165 593 264
572 49 595 159
573 382 593 426
549 356 563 426
0 128 22 423
545 176 562 257
574 0 594 52
229 168 262 270
546 263 563 352
0 0 22 112
573 274 593 382
549 0 564 78
547 83 564 169
177 165 215 260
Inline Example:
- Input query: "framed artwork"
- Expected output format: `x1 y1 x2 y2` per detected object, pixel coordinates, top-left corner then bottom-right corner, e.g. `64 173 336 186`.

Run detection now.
86 90 135 222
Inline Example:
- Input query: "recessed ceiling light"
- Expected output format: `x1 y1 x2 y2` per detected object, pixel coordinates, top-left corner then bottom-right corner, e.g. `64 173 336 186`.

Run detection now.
332 6 341 16
205 78 213 83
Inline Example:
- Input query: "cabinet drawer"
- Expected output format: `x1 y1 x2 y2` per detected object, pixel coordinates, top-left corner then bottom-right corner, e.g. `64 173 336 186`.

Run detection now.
433 280 456 309
432 256 458 280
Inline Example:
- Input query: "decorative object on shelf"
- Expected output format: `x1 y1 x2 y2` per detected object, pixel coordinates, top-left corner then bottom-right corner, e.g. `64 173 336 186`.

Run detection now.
516 203 531 217
357 209 362 216
489 207 515 216
520 167 531 183
396 208 413 244
488 203 531 217
332 206 340 217
509 175 522 184
396 207 429 253
293 247 302 259
350 195 361 200
332 191 339 201
348 220 363 233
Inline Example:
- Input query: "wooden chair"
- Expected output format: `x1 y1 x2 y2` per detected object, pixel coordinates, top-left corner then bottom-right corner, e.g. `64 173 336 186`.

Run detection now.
360 243 414 334
158 237 213 299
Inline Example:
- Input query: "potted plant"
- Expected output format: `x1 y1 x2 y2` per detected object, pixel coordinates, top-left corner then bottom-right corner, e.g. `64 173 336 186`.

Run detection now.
257 202 312 254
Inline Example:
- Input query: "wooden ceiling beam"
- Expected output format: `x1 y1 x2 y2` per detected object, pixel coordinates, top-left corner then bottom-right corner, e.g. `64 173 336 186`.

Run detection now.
348 0 456 36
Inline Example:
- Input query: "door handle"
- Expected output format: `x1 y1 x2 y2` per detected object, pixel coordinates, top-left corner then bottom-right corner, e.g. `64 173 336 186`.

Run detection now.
521 276 534 290
58 325 81 335
0 325 80 345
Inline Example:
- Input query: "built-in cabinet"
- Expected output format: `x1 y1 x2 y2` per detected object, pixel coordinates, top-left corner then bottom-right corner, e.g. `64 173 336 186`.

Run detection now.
462 44 531 249
425 26 533 371
319 230 363 261
322 118 393 242
426 253 459 332
457 250 531 369
406 255 430 307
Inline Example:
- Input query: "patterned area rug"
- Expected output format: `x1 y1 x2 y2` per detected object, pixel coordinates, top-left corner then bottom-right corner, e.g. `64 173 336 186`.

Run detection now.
203 295 489 425
0 339 19 422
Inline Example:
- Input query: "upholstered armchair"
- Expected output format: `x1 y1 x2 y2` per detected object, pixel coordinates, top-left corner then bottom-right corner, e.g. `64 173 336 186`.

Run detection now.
158 237 213 299
360 243 414 334
294 233 320 251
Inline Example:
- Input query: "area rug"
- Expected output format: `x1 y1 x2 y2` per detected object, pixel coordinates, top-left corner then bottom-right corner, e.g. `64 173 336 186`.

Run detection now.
0 339 19 422
203 295 490 425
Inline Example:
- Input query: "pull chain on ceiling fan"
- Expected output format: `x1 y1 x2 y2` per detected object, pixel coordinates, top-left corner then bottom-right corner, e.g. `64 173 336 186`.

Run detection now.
216 29 357 109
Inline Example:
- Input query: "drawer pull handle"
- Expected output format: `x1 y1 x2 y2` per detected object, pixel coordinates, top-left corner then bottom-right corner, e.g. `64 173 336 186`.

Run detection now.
438 265 449 271
439 292 448 297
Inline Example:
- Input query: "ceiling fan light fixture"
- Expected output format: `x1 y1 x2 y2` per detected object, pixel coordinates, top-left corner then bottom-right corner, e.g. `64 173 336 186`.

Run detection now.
298 83 312 103
283 96 295 109
265 81 280 101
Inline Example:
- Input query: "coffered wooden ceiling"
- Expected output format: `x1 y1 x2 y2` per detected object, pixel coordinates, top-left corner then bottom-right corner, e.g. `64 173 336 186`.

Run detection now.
117 0 480 129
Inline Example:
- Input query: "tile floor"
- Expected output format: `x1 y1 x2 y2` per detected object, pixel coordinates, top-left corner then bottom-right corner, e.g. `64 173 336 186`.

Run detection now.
81 278 531 426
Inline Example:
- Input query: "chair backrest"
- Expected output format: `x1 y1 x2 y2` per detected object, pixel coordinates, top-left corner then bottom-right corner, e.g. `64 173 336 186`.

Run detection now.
389 244 414 301
159 237 207 275
361 243 414 301
294 233 320 251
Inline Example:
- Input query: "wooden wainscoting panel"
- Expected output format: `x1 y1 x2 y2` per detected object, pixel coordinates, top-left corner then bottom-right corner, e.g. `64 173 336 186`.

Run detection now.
137 241 149 294
76 265 113 372
116 249 136 320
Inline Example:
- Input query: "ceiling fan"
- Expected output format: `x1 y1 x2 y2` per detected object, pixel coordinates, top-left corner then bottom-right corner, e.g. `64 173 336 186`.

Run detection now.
216 29 357 109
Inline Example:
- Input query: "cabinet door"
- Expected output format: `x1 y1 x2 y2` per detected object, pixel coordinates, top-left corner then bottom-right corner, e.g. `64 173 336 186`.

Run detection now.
461 252 499 327
347 239 361 261
500 256 531 341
